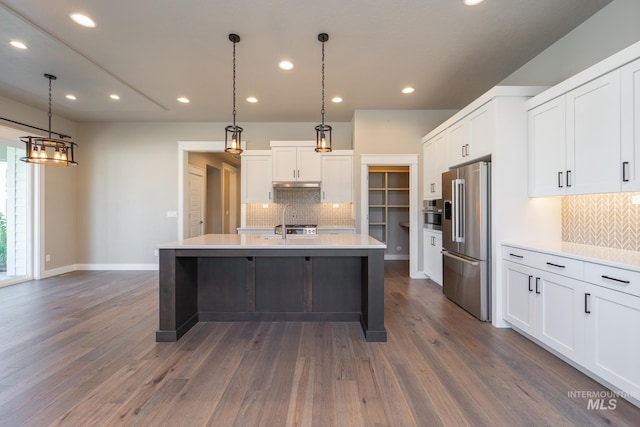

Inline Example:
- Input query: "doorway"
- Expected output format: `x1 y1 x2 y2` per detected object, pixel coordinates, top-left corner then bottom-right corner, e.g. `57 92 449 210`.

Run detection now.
177 141 243 240
360 154 419 278
0 125 36 287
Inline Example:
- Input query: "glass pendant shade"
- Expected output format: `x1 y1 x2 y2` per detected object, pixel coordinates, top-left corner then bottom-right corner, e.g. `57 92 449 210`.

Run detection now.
315 124 332 153
225 124 243 154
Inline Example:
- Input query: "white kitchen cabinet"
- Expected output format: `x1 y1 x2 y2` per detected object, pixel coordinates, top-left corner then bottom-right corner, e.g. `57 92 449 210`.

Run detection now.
528 97 566 197
422 131 446 199
423 229 442 285
529 72 621 196
566 71 621 194
272 146 321 182
621 57 640 191
584 284 640 398
445 102 492 168
321 154 353 203
503 260 537 336
241 151 273 203
503 243 640 403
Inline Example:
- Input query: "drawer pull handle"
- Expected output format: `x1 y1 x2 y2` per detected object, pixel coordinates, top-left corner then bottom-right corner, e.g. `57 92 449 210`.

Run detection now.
535 277 541 295
528 275 533 292
509 253 523 259
546 262 565 269
601 275 630 284
584 293 591 314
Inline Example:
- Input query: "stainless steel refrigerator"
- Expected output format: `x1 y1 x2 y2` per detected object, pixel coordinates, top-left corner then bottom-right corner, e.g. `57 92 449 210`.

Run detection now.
441 161 491 321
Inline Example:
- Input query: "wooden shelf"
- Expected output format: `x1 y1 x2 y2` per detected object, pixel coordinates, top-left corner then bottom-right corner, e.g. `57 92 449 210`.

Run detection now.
368 169 410 255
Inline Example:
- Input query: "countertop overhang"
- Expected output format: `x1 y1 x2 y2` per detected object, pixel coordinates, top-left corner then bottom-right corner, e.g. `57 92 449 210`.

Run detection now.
158 233 386 250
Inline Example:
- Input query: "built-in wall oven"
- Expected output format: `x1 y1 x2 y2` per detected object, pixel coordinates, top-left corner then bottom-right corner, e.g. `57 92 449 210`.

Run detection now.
422 199 443 231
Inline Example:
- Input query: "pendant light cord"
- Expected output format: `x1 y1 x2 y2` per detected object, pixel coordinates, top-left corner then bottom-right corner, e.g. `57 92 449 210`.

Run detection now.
48 76 53 139
232 40 237 128
321 40 325 126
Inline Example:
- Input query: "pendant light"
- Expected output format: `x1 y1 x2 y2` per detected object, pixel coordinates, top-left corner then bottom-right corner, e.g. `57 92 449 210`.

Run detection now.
19 74 78 166
225 33 243 154
315 33 332 153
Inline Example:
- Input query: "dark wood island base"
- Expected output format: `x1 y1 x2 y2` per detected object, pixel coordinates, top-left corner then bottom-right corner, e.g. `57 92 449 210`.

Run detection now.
156 235 387 343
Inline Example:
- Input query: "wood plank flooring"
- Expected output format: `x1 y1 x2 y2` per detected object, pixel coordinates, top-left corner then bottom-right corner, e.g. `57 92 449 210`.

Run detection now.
0 262 639 426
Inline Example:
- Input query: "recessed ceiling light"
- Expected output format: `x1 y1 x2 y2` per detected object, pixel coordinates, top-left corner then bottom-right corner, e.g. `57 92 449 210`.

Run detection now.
246 97 258 103
402 87 415 94
70 13 96 28
110 94 120 100
464 0 484 5
66 94 77 100
10 40 27 49
279 61 294 70
177 97 190 103
331 97 343 103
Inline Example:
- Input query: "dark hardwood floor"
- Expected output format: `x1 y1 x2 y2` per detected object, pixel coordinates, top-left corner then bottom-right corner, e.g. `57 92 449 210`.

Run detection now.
0 262 638 426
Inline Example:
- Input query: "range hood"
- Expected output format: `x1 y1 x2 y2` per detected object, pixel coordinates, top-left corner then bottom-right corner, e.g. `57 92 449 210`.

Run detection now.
273 181 321 189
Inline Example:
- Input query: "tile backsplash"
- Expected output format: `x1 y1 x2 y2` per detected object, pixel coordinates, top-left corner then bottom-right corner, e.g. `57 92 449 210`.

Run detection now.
245 188 354 228
562 193 640 251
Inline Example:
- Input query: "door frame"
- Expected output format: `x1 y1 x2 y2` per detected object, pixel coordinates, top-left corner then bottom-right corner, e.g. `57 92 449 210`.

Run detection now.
360 154 419 278
187 164 206 238
177 140 245 240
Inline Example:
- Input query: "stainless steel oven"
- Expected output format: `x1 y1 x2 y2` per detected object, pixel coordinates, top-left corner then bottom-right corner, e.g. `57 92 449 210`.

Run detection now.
423 199 443 231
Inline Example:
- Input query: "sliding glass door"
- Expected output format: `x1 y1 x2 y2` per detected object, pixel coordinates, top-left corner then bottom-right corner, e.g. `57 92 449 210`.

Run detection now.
0 134 32 286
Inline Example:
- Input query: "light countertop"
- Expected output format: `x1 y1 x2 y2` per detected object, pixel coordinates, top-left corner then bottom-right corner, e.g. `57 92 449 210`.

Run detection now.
502 241 640 272
158 233 385 250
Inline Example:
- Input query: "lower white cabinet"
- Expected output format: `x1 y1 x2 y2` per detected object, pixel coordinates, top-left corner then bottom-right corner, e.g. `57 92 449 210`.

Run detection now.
503 260 585 363
502 244 640 401
584 284 640 397
423 229 442 285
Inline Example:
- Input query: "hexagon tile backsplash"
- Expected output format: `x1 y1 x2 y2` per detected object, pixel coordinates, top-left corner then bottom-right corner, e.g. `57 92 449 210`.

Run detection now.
562 193 640 251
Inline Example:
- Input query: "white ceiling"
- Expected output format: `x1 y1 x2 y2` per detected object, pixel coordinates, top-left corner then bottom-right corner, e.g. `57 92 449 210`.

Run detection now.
0 0 612 123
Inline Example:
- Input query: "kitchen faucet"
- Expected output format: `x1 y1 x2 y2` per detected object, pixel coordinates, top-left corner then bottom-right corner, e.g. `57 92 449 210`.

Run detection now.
281 204 291 239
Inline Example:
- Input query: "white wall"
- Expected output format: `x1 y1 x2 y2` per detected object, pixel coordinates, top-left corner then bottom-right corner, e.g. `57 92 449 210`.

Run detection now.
501 0 640 86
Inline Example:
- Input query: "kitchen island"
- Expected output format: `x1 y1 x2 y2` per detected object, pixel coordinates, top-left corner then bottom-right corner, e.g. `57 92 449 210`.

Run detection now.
156 234 387 342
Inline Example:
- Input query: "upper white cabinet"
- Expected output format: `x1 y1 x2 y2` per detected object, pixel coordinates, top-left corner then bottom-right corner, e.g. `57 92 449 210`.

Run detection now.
241 151 273 203
321 153 353 203
566 71 621 194
529 73 621 196
621 57 640 191
445 102 493 167
527 40 640 196
422 131 446 199
528 98 567 197
272 146 321 182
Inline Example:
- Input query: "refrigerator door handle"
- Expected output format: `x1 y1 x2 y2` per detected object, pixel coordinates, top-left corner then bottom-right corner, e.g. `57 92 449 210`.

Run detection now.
451 180 457 242
441 250 479 266
453 178 465 242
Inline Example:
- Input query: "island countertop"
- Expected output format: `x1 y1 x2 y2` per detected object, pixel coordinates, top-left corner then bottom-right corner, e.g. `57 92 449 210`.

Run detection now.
158 233 386 250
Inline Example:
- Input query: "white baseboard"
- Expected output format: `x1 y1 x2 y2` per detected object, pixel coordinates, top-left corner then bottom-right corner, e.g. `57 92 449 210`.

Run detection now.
42 264 77 279
77 264 159 271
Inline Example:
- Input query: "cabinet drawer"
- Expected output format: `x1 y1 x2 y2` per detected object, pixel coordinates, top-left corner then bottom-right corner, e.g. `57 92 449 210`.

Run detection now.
585 263 640 297
530 252 584 279
502 246 534 265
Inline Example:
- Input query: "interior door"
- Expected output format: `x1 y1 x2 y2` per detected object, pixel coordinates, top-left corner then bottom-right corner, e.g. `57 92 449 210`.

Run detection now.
188 166 205 238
